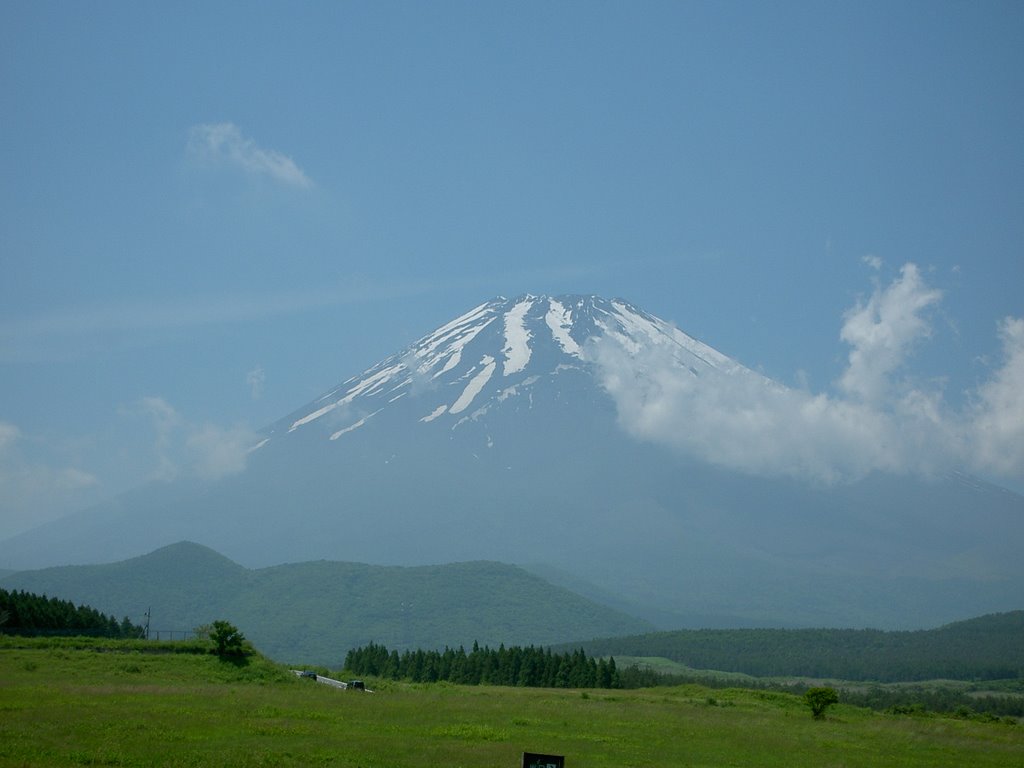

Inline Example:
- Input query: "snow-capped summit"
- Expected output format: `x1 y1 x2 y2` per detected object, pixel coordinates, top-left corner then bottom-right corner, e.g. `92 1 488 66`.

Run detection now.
267 295 745 445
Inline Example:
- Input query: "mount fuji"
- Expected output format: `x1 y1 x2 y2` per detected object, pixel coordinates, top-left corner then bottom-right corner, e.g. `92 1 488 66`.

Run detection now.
2 295 1022 629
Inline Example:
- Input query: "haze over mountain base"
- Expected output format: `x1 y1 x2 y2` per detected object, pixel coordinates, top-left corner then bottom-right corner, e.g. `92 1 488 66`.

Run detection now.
2 296 1021 630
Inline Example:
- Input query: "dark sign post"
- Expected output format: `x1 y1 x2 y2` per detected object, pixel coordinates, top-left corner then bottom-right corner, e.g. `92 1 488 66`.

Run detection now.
522 753 565 768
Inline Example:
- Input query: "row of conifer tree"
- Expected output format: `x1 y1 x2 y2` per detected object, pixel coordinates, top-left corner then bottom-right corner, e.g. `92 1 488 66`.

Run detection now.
344 641 621 688
0 588 144 638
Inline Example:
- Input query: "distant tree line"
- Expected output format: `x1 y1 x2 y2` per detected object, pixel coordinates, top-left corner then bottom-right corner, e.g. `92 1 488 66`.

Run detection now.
0 588 144 639
569 611 1024 682
613 662 1024 720
840 684 1024 720
344 642 621 689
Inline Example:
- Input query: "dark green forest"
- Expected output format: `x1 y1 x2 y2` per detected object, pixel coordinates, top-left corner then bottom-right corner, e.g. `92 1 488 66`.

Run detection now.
0 588 144 639
567 611 1024 682
344 642 621 689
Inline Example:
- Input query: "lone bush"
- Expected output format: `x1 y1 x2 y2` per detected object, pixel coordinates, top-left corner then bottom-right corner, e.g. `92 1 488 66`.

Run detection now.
208 620 247 657
805 686 839 720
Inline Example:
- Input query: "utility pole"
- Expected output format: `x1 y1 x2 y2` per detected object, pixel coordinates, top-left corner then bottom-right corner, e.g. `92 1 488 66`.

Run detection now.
144 607 151 640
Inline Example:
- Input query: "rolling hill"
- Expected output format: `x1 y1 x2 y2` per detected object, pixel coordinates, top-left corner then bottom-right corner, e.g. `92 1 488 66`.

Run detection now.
0 541 652 664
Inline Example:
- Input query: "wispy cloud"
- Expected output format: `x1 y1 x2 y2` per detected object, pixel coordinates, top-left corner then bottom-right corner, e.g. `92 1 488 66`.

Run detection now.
246 366 266 400
131 397 259 483
186 422 259 480
591 263 1024 484
0 420 101 539
0 279 437 363
187 122 312 188
862 254 883 271
0 258 623 364
132 396 182 481
0 400 263 540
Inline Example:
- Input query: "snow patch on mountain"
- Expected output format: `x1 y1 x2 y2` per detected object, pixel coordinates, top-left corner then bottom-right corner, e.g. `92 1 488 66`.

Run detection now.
503 298 534 376
451 355 497 414
427 317 495 379
546 298 581 357
290 363 405 431
249 437 271 452
421 405 448 423
289 401 337 432
414 303 496 377
498 376 540 403
330 410 381 441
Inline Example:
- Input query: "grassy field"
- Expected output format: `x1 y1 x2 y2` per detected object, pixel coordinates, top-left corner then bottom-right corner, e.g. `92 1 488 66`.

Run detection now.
1 640 1022 767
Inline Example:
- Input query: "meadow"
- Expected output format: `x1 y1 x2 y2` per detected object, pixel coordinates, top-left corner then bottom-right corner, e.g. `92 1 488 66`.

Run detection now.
1 640 1022 767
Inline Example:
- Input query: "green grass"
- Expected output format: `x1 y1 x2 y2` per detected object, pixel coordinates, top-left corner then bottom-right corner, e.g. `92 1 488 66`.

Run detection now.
1 639 1022 767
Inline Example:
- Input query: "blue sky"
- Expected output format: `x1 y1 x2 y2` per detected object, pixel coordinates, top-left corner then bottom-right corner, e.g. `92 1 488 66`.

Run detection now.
1 1 1022 539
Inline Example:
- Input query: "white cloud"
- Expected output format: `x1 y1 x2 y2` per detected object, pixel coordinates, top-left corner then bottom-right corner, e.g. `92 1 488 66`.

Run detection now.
246 366 266 400
968 317 1024 476
592 338 954 484
838 263 942 404
133 397 260 483
187 122 312 188
133 396 182 481
185 423 258 480
862 254 883 271
591 263 1024 484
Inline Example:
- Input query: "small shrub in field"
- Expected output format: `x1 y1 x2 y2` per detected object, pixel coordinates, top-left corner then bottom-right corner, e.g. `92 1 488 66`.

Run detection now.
208 620 247 657
805 687 839 720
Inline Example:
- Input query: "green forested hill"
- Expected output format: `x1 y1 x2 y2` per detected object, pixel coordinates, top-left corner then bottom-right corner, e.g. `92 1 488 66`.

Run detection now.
0 542 651 664
566 611 1024 682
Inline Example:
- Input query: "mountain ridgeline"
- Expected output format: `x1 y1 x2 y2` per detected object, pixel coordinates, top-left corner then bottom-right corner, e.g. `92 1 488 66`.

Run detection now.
0 541 651 664
4 543 1019 685
1 295 1022 631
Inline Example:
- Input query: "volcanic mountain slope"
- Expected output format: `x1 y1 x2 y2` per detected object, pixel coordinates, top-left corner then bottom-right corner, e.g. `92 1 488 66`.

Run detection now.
2 295 1022 630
